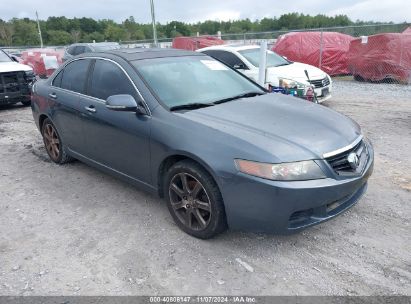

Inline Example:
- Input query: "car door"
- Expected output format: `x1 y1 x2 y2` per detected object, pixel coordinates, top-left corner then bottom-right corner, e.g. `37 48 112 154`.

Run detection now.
47 58 92 153
77 58 152 184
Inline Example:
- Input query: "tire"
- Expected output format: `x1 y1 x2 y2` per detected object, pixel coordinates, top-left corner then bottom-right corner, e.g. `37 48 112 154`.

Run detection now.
21 100 31 106
354 75 365 82
164 160 227 239
41 118 73 164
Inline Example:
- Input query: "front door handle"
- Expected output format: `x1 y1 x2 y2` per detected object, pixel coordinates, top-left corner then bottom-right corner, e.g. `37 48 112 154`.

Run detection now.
85 106 96 113
49 93 57 99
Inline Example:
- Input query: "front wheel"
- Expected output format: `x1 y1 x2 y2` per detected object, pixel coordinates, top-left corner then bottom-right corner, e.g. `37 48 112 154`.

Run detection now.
164 160 227 239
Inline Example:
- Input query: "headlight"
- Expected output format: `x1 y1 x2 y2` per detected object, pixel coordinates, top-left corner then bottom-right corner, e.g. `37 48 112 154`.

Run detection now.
235 159 326 181
278 78 309 89
24 70 36 81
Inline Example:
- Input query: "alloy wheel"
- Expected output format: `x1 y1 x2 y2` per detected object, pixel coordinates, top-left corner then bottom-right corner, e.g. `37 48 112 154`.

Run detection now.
168 173 212 231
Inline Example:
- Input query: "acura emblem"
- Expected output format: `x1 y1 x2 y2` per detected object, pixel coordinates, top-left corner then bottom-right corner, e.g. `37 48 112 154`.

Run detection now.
322 79 326 86
347 152 360 169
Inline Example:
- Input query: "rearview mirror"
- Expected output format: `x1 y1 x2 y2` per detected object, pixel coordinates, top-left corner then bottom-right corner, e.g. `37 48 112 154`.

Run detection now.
106 94 147 114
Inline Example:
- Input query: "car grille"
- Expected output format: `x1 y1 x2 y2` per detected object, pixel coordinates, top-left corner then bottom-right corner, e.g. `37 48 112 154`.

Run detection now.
325 140 368 175
0 72 25 94
309 77 330 88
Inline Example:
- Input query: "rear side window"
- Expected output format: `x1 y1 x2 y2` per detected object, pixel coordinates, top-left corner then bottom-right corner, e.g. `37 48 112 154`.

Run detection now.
60 59 91 94
89 59 136 100
66 46 75 55
203 50 246 69
73 46 86 56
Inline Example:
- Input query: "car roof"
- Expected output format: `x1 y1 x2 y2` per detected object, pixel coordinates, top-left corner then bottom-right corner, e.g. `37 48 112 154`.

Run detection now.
199 44 260 52
83 48 205 61
69 42 120 47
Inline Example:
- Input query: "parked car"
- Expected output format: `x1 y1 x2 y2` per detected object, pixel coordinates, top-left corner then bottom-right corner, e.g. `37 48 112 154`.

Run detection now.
31 48 373 238
62 42 121 62
0 48 35 106
273 32 354 76
199 45 333 103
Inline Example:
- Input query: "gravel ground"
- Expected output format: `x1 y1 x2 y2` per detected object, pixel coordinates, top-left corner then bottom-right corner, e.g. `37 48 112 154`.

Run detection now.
0 79 410 296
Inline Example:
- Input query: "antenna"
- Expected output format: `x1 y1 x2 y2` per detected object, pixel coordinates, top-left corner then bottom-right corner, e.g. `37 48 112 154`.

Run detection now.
150 0 158 47
35 11 43 48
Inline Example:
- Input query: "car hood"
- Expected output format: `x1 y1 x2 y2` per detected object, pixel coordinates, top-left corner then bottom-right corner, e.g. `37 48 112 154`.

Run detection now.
266 62 327 83
180 94 361 162
0 61 32 73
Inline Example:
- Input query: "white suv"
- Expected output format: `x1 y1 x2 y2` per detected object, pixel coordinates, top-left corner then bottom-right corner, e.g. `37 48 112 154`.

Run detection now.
199 45 332 103
0 49 35 106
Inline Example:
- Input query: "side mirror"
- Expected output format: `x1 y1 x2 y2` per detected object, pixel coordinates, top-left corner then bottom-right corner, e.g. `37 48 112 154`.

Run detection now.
106 94 147 114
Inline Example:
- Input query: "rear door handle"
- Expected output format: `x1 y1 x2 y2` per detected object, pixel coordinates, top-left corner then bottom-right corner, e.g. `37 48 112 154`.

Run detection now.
85 106 96 113
49 93 57 99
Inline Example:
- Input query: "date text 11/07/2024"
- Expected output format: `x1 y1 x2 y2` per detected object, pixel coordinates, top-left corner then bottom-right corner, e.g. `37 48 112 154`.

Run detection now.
149 296 257 303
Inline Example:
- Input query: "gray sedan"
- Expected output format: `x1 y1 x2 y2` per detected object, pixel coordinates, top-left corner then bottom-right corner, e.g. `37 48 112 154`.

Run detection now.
31 48 374 239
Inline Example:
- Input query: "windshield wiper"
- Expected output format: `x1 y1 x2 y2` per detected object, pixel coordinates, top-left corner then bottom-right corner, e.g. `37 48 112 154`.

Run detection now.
169 103 215 111
213 92 265 105
275 62 291 67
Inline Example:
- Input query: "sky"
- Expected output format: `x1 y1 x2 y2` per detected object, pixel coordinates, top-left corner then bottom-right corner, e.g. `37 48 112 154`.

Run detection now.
1 0 410 24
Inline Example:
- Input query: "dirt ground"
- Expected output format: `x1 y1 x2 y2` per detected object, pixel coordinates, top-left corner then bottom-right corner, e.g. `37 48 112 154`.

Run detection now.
0 79 410 296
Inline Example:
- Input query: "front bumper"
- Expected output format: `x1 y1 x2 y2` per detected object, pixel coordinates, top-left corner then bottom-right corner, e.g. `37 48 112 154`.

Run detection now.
0 92 31 105
314 84 332 103
220 141 374 234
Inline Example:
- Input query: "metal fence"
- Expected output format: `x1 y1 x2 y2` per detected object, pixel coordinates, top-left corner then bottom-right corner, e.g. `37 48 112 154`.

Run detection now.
3 23 411 85
122 23 411 85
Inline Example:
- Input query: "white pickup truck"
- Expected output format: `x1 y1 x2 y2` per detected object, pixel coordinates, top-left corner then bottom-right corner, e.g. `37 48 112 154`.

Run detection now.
0 49 35 106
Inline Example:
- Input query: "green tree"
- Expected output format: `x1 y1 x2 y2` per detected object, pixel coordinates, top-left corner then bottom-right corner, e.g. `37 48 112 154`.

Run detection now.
46 30 72 45
82 31 105 43
0 21 14 45
11 18 39 45
104 23 127 41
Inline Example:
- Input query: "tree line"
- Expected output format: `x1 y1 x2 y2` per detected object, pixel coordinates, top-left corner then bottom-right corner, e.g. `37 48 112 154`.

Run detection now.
0 13 393 46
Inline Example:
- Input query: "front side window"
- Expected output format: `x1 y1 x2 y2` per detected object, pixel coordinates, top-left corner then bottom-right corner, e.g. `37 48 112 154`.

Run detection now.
133 56 263 108
52 70 64 87
89 59 136 100
0 50 12 62
60 59 91 94
239 48 290 68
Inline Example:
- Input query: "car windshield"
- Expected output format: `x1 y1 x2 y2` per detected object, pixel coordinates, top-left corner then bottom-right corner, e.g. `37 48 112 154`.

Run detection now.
133 56 264 109
239 48 290 68
0 50 12 62
92 44 120 51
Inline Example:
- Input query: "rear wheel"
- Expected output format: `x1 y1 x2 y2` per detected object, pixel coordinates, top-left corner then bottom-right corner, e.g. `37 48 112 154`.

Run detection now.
41 118 73 164
164 160 227 239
